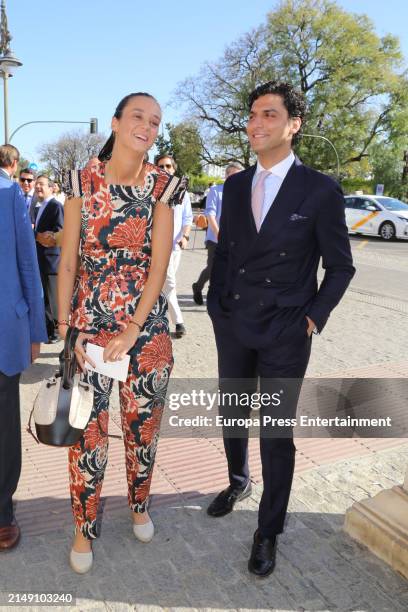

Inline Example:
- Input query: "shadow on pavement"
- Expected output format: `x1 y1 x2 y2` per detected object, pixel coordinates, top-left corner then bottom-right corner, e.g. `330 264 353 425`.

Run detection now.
20 362 58 384
2 495 407 610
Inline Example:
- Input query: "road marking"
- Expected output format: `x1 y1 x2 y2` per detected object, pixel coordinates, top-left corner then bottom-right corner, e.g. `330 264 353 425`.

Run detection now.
356 240 369 250
351 211 379 230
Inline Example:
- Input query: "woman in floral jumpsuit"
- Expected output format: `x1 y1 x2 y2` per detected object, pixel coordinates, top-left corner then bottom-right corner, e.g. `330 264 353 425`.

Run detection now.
58 92 185 573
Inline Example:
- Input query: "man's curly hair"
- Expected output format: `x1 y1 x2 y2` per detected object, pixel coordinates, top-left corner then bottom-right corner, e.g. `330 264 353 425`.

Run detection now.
248 81 306 146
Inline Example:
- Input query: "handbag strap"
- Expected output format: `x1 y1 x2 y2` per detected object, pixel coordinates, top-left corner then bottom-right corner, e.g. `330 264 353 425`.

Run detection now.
62 326 80 389
27 393 40 445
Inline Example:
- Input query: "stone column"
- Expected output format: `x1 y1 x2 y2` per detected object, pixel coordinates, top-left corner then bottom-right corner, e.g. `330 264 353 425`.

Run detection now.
344 465 408 579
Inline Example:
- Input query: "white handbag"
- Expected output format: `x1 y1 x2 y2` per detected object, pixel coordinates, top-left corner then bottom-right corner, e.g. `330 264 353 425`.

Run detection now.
28 327 94 446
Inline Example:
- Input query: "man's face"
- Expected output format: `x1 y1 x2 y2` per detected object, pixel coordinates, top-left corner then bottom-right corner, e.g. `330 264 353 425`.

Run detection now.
35 177 53 201
157 157 175 176
246 94 301 156
19 172 35 194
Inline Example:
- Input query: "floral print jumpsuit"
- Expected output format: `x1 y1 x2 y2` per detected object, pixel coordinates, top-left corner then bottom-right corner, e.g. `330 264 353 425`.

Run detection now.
66 161 185 539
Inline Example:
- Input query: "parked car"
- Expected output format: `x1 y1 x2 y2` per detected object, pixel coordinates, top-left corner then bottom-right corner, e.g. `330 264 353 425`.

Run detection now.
344 195 408 240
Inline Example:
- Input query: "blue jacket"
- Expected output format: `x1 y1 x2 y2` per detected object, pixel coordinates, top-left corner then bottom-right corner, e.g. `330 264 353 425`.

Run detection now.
0 173 48 376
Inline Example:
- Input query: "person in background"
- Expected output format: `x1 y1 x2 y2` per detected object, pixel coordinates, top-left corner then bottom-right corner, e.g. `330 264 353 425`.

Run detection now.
37 157 101 249
19 167 37 214
157 154 193 338
0 145 47 551
34 175 64 343
192 162 243 305
52 181 66 205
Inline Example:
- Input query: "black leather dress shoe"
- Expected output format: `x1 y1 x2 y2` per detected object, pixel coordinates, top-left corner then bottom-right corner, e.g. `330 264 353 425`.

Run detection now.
207 481 252 517
248 530 277 577
192 283 204 306
47 334 60 344
175 323 186 338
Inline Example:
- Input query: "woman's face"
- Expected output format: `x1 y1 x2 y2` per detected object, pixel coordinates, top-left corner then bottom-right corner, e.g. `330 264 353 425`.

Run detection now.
112 96 161 154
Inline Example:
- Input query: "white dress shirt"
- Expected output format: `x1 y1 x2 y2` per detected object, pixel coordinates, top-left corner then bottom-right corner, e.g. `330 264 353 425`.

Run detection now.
34 197 53 229
172 191 193 249
252 151 295 228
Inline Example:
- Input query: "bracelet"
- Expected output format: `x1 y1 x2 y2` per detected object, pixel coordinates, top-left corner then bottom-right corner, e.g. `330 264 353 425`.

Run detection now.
57 319 70 326
128 320 143 332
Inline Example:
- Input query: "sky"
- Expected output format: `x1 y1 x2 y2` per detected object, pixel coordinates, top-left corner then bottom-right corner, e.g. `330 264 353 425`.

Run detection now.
2 0 408 166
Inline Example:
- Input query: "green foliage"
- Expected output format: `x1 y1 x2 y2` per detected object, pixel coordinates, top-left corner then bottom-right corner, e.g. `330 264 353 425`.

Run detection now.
188 174 223 192
174 0 408 192
341 178 375 195
370 141 408 199
156 122 203 177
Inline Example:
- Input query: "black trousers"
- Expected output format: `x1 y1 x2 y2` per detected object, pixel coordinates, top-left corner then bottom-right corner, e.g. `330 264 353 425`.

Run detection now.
195 240 217 292
40 272 58 338
212 309 312 537
0 371 21 527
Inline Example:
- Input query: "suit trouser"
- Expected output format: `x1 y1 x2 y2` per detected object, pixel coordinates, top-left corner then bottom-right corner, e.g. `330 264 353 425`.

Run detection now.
40 272 58 337
163 247 183 325
0 371 21 527
195 240 217 292
212 310 311 537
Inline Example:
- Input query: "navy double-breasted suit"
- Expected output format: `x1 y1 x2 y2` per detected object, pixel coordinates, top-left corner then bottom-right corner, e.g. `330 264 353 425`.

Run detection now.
207 156 355 536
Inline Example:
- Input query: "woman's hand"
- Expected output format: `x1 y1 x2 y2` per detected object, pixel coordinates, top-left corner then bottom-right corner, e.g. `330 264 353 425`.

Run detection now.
74 332 97 372
103 326 139 362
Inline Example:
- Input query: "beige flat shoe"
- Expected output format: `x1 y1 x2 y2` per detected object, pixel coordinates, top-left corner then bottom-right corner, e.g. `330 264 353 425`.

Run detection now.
69 548 93 574
133 517 154 543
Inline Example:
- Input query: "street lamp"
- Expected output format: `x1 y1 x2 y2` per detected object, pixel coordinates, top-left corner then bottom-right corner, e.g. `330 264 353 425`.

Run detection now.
0 0 22 143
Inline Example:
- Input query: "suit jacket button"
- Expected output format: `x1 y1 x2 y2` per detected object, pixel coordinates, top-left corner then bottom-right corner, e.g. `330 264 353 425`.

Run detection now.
265 277 271 283
279 252 287 257
259 300 264 306
234 294 240 300
239 267 245 274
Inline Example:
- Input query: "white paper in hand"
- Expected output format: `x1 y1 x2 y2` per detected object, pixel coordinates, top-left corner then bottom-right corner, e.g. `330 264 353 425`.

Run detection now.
85 343 130 382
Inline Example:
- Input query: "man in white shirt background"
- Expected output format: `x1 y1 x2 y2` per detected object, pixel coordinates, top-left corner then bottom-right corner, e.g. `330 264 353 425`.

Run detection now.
192 162 243 305
156 154 193 338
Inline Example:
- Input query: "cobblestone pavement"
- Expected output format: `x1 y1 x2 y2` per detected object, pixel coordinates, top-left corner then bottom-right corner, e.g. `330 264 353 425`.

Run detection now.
1 232 407 611
1 445 407 611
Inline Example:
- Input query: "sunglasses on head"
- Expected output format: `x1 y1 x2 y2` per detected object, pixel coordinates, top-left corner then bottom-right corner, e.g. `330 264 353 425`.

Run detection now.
20 177 34 183
158 163 173 170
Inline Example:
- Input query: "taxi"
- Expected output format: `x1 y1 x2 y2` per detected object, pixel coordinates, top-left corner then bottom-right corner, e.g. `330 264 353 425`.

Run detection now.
344 194 408 240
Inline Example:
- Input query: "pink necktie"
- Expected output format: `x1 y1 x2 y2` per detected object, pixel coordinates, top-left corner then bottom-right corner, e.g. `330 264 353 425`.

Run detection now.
252 170 269 231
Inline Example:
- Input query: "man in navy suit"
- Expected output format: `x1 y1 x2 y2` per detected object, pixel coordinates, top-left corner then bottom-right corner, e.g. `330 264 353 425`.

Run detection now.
33 175 64 343
0 145 47 550
206 82 355 576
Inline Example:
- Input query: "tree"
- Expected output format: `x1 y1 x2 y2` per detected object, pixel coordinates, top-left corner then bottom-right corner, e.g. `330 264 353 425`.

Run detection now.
174 0 408 179
156 121 203 176
175 26 272 168
38 130 106 180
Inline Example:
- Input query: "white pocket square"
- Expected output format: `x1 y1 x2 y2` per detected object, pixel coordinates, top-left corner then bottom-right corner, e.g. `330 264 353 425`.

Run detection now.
289 213 308 221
